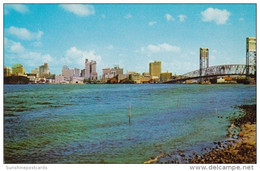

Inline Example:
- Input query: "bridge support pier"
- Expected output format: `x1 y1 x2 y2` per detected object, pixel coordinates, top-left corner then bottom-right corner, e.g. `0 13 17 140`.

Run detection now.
199 48 209 83
246 37 256 80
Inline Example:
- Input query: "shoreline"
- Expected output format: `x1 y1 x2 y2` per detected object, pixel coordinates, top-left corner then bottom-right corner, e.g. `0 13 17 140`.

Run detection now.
144 104 256 164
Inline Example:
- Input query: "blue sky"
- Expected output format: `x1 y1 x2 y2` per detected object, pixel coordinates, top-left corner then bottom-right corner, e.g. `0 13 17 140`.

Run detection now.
4 4 256 76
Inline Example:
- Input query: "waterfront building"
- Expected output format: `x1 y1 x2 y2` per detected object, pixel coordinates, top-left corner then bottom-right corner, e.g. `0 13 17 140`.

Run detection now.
118 74 129 83
62 65 74 81
55 75 65 84
12 64 26 76
129 72 141 84
73 68 81 77
81 69 85 77
160 71 172 82
4 66 11 77
31 68 39 77
149 61 161 80
27 73 37 83
217 77 225 83
85 59 98 80
141 72 151 83
102 65 123 82
71 77 85 84
39 63 50 78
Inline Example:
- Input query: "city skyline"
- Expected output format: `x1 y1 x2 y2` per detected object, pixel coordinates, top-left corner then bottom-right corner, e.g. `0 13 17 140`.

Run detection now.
4 4 256 76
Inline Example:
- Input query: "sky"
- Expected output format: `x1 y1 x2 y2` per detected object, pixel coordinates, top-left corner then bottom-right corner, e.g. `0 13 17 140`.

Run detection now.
4 4 256 76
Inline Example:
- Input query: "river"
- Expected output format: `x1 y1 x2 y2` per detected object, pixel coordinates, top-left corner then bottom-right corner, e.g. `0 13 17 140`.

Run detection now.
4 84 256 163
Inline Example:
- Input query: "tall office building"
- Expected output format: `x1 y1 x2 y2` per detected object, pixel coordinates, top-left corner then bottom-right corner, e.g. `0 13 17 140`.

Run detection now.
85 59 91 79
4 66 11 77
12 64 26 76
31 68 39 77
81 69 85 77
102 66 123 79
62 65 74 81
85 59 98 80
149 61 161 79
39 63 50 77
73 68 81 77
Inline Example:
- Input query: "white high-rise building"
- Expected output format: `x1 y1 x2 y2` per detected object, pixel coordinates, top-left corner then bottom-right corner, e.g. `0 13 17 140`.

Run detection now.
62 65 73 81
73 68 81 77
85 59 98 80
85 59 91 79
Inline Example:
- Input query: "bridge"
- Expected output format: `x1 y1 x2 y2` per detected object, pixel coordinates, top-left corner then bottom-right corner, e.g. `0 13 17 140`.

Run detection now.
165 64 255 83
165 37 256 83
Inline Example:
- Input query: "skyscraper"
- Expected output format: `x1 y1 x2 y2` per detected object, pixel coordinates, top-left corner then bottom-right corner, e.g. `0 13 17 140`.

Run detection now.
85 59 91 79
4 66 11 77
62 65 73 81
39 63 50 78
31 68 39 77
73 68 81 77
12 64 26 76
85 59 98 80
149 61 161 80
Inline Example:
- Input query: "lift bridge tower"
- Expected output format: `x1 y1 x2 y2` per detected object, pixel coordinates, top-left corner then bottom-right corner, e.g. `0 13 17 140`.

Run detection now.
246 37 256 78
200 47 209 83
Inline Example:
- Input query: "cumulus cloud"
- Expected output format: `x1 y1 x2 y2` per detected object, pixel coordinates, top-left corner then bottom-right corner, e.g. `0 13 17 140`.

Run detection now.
201 8 231 25
63 46 102 68
33 41 43 47
60 4 95 17
148 21 157 26
124 14 133 19
5 38 25 53
141 43 181 53
4 38 54 68
6 26 44 41
165 14 175 21
178 14 187 22
5 4 29 14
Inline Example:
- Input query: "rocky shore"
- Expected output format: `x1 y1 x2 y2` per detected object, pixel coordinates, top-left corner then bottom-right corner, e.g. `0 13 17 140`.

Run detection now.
144 104 256 164
188 104 256 164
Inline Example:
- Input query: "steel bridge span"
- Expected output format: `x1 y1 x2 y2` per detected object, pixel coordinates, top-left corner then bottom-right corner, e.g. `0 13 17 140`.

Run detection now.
165 64 255 83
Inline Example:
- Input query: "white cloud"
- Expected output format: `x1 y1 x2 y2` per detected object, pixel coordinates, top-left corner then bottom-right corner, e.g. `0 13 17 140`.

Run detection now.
6 4 29 14
60 4 95 17
178 14 187 22
124 14 133 19
201 8 231 25
239 17 244 21
148 21 157 26
33 41 42 47
165 14 175 22
5 38 25 53
6 26 44 41
63 46 102 68
4 38 54 69
141 43 181 53
42 54 54 63
101 14 106 19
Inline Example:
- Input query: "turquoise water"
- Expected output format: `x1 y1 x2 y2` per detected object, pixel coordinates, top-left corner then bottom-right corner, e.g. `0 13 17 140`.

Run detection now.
4 84 256 163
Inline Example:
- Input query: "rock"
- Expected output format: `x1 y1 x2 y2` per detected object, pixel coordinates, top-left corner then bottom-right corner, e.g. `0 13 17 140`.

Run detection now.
179 153 185 157
238 132 243 137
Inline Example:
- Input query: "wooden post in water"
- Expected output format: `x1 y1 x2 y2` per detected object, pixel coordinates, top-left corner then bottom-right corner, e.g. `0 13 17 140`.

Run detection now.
129 102 131 125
